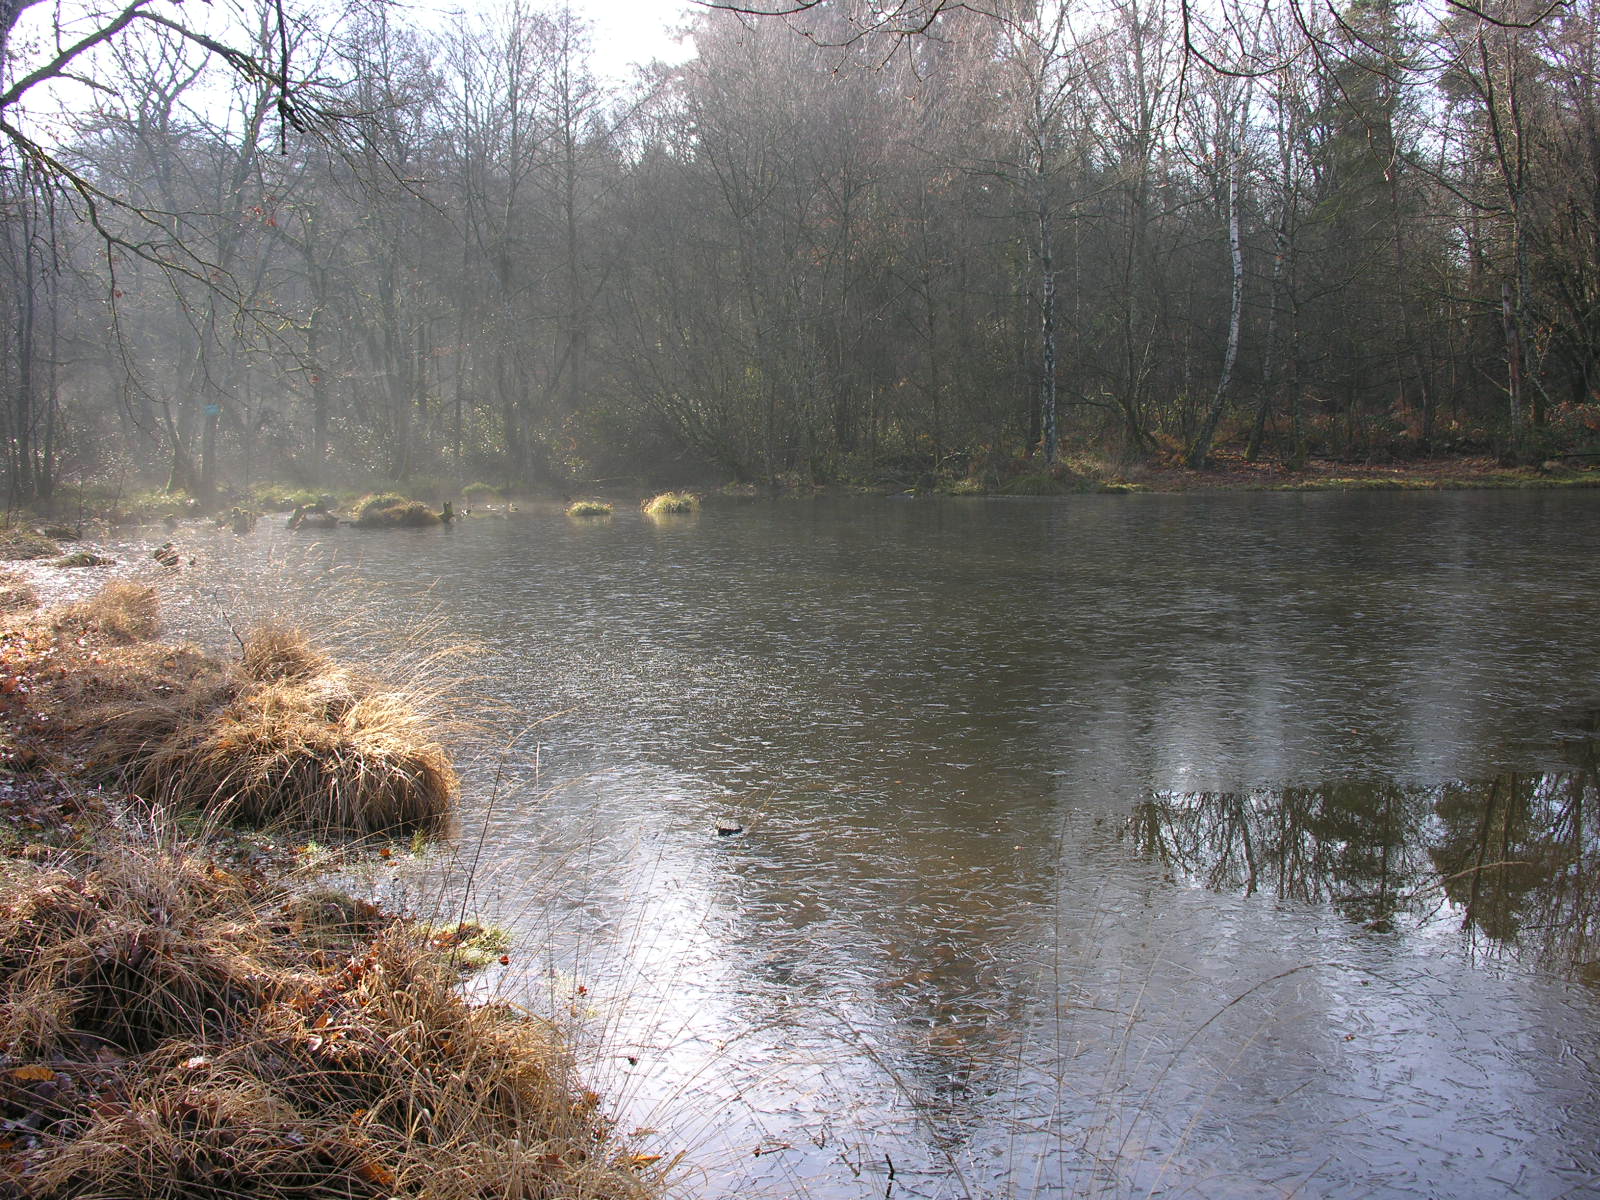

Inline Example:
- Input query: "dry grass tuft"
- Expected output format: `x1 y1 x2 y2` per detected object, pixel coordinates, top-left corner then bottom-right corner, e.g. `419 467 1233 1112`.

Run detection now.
49 582 160 644
0 524 59 561
134 678 459 837
0 845 276 1058
0 570 38 613
7 587 461 839
240 623 333 684
0 834 658 1200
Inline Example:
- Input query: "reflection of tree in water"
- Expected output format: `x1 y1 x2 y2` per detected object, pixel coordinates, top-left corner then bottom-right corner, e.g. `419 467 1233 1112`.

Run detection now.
719 818 1041 1157
1126 782 1431 931
1432 772 1600 977
1129 771 1600 980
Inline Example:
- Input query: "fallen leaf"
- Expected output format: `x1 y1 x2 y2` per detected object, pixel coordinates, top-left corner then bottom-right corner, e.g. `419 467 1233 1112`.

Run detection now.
625 1154 664 1169
354 1158 396 1187
10 1066 54 1083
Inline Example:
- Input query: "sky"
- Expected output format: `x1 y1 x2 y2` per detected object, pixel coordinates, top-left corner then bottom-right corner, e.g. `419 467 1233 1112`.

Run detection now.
5 0 702 144
415 0 700 82
574 0 697 79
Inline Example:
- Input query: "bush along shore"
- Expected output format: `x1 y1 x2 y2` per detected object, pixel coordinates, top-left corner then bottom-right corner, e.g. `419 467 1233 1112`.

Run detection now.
0 585 665 1200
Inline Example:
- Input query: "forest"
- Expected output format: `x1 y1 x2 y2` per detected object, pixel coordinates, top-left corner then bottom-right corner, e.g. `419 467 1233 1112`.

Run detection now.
3 0 1599 507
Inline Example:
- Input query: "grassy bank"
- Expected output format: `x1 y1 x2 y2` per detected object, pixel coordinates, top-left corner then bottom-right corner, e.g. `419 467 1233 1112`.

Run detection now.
0 585 666 1200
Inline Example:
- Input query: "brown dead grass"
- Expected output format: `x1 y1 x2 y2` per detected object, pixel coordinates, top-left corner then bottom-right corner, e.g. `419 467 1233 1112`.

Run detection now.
48 582 160 643
0 836 658 1200
0 570 37 613
133 676 459 837
239 622 332 683
5 587 460 839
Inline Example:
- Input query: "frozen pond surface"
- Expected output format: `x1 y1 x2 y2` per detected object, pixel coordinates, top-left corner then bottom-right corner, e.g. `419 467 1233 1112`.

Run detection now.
52 490 1600 1198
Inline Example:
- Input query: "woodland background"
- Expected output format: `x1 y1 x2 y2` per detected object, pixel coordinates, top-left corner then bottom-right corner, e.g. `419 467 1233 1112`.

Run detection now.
2 0 1597 505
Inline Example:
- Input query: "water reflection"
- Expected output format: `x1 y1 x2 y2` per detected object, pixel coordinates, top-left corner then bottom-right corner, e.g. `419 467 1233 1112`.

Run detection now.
1132 766 1600 979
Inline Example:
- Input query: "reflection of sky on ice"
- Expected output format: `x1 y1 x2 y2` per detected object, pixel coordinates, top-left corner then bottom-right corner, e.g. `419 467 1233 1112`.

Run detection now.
42 492 1600 1198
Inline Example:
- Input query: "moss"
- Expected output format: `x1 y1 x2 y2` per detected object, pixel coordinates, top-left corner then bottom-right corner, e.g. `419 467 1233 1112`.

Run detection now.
415 917 515 971
642 491 700 516
566 499 614 517
54 550 115 568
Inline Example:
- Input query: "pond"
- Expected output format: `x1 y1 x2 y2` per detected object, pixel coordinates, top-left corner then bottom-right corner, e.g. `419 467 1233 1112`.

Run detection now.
140 490 1600 1198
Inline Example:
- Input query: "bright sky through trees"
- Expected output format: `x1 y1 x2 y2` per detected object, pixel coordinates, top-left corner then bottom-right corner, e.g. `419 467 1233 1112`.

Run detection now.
443 0 696 79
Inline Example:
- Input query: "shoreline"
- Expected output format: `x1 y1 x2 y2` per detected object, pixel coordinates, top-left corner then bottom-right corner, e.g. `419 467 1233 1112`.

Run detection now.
0 586 667 1200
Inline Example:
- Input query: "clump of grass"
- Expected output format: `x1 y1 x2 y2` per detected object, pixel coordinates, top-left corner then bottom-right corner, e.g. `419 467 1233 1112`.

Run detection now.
50 582 160 643
135 675 459 837
239 621 333 683
0 833 659 1200
462 481 501 503
0 524 61 561
54 550 115 568
0 843 271 1057
642 491 699 516
9 589 460 840
941 477 988 496
352 492 442 529
0 570 38 612
567 499 614 518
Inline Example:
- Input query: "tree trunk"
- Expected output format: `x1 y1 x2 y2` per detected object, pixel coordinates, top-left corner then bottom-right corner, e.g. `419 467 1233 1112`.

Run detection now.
1189 133 1246 469
1038 184 1058 465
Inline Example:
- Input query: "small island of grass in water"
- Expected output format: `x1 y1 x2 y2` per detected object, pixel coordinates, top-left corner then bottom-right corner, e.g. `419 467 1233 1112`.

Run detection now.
0 582 670 1200
352 491 443 528
567 499 615 518
642 491 699 516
